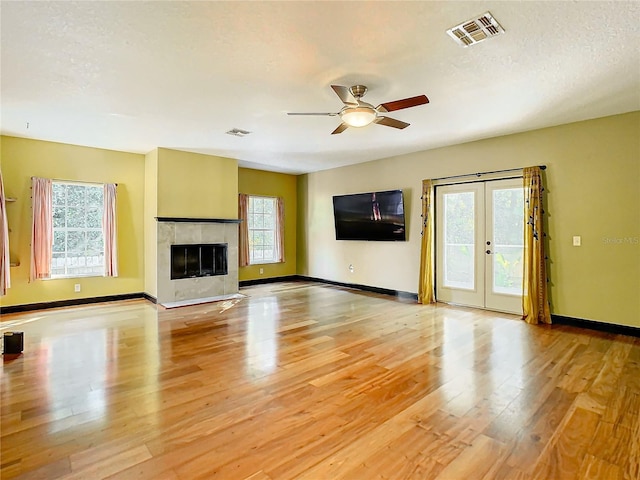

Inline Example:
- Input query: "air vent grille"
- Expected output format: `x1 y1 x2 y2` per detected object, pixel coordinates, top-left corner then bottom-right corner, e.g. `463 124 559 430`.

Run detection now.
447 12 504 47
226 128 251 137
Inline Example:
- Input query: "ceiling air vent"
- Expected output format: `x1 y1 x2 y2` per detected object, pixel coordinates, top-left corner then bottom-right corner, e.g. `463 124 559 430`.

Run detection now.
226 128 251 137
447 12 504 47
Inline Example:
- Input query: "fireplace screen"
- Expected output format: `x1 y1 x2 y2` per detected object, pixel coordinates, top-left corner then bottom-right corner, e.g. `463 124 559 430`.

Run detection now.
171 244 228 280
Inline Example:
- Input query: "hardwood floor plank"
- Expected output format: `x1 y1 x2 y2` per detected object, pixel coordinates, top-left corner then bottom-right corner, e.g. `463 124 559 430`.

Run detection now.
6 457 71 480
530 406 601 480
434 434 506 480
502 386 577 472
62 445 152 480
295 385 451 479
339 426 447 479
623 405 640 480
577 454 623 480
2 282 639 480
583 341 632 411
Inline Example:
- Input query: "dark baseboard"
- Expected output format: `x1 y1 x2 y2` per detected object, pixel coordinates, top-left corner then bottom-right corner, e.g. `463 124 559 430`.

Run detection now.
239 275 301 287
4 285 635 339
142 292 158 304
552 314 640 338
295 275 418 301
1 293 146 315
240 274 417 300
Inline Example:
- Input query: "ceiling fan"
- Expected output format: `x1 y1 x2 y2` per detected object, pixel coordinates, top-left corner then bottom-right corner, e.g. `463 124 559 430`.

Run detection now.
287 85 429 135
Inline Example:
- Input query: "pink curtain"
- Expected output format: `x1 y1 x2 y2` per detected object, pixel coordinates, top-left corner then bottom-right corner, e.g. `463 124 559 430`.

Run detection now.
275 197 285 263
30 177 53 281
103 183 118 277
238 193 250 267
0 170 10 295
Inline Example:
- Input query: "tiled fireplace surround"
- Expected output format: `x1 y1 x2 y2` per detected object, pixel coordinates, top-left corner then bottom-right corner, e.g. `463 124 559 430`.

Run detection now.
156 218 240 307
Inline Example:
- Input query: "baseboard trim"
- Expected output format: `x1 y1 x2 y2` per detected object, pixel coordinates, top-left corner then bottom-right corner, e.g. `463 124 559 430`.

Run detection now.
239 275 300 287
552 314 640 338
0 293 146 315
142 293 158 304
4 287 635 338
295 275 418 301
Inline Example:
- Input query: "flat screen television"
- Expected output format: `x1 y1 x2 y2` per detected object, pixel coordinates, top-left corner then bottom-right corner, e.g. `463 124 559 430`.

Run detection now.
333 189 406 241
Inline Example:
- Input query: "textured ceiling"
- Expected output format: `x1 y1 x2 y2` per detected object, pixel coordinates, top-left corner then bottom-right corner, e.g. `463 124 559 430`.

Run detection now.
1 1 639 174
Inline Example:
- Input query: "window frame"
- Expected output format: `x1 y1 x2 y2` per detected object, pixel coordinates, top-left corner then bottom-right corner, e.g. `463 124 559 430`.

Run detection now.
51 180 106 279
247 195 279 265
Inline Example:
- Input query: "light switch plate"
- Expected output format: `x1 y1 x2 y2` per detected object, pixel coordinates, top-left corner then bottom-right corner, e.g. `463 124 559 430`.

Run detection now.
573 236 581 246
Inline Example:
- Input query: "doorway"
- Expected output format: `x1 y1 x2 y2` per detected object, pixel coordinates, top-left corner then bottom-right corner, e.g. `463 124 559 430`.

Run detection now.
435 178 524 314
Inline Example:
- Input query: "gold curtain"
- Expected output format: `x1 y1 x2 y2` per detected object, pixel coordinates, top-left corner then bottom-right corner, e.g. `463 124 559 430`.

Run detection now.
523 166 551 324
418 179 435 304
238 193 250 267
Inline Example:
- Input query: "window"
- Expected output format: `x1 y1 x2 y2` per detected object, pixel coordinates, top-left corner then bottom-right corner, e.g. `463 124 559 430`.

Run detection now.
51 182 105 277
248 196 278 264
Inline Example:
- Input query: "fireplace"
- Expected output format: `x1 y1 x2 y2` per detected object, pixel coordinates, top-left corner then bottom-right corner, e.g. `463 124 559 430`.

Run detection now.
171 243 228 280
155 218 241 308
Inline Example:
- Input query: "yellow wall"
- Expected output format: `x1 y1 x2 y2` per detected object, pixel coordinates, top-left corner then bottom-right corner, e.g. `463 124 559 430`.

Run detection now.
238 167 297 281
296 174 309 276
0 136 145 307
144 149 158 297
157 148 238 219
298 112 640 328
3 112 638 328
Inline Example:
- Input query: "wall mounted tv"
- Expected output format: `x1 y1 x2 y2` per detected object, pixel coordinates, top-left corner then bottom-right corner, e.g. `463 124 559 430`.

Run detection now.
333 189 406 241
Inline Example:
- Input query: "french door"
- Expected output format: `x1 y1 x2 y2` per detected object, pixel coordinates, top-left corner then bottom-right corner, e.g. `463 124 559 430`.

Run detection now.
435 178 524 314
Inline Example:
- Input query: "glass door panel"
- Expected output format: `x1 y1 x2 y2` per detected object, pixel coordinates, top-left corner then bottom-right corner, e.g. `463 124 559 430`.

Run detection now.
436 183 484 308
436 178 524 315
443 191 475 290
485 179 525 313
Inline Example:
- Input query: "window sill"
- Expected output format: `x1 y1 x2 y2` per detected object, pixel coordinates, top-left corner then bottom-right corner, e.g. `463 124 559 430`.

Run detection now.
48 273 106 280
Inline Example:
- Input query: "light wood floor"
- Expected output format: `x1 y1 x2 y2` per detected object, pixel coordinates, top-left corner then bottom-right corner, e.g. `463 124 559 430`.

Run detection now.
1 281 639 480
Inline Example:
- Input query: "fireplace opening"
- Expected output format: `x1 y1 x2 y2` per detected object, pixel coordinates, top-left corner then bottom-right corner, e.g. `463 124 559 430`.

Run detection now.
171 244 228 280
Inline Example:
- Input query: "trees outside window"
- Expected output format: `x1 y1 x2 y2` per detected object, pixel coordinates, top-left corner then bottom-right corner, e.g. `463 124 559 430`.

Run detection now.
51 182 105 277
248 196 278 264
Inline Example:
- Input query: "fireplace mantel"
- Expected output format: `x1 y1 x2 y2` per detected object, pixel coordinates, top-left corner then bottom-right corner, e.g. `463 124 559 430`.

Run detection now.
156 217 242 224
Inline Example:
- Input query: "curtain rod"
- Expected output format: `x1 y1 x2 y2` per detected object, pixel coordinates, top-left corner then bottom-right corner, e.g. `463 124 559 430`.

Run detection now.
31 176 118 186
431 165 546 182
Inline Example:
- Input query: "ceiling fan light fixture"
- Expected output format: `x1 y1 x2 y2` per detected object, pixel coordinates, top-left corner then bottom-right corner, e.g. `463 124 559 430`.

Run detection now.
341 106 376 128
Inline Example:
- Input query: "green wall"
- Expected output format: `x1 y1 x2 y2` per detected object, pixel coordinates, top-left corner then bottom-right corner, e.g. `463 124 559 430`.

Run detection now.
156 148 238 219
143 149 158 297
1 136 145 307
298 112 640 328
238 167 297 281
3 112 639 329
143 148 239 297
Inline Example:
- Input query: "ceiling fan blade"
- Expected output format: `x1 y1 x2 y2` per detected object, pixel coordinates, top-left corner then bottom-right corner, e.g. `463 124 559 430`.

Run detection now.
374 116 410 129
331 85 357 106
331 123 349 135
376 95 429 113
287 112 338 116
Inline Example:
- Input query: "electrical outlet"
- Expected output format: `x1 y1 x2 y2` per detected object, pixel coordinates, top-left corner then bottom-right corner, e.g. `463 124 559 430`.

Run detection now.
74 284 81 292
259 268 264 275
573 236 581 247
348 264 354 273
